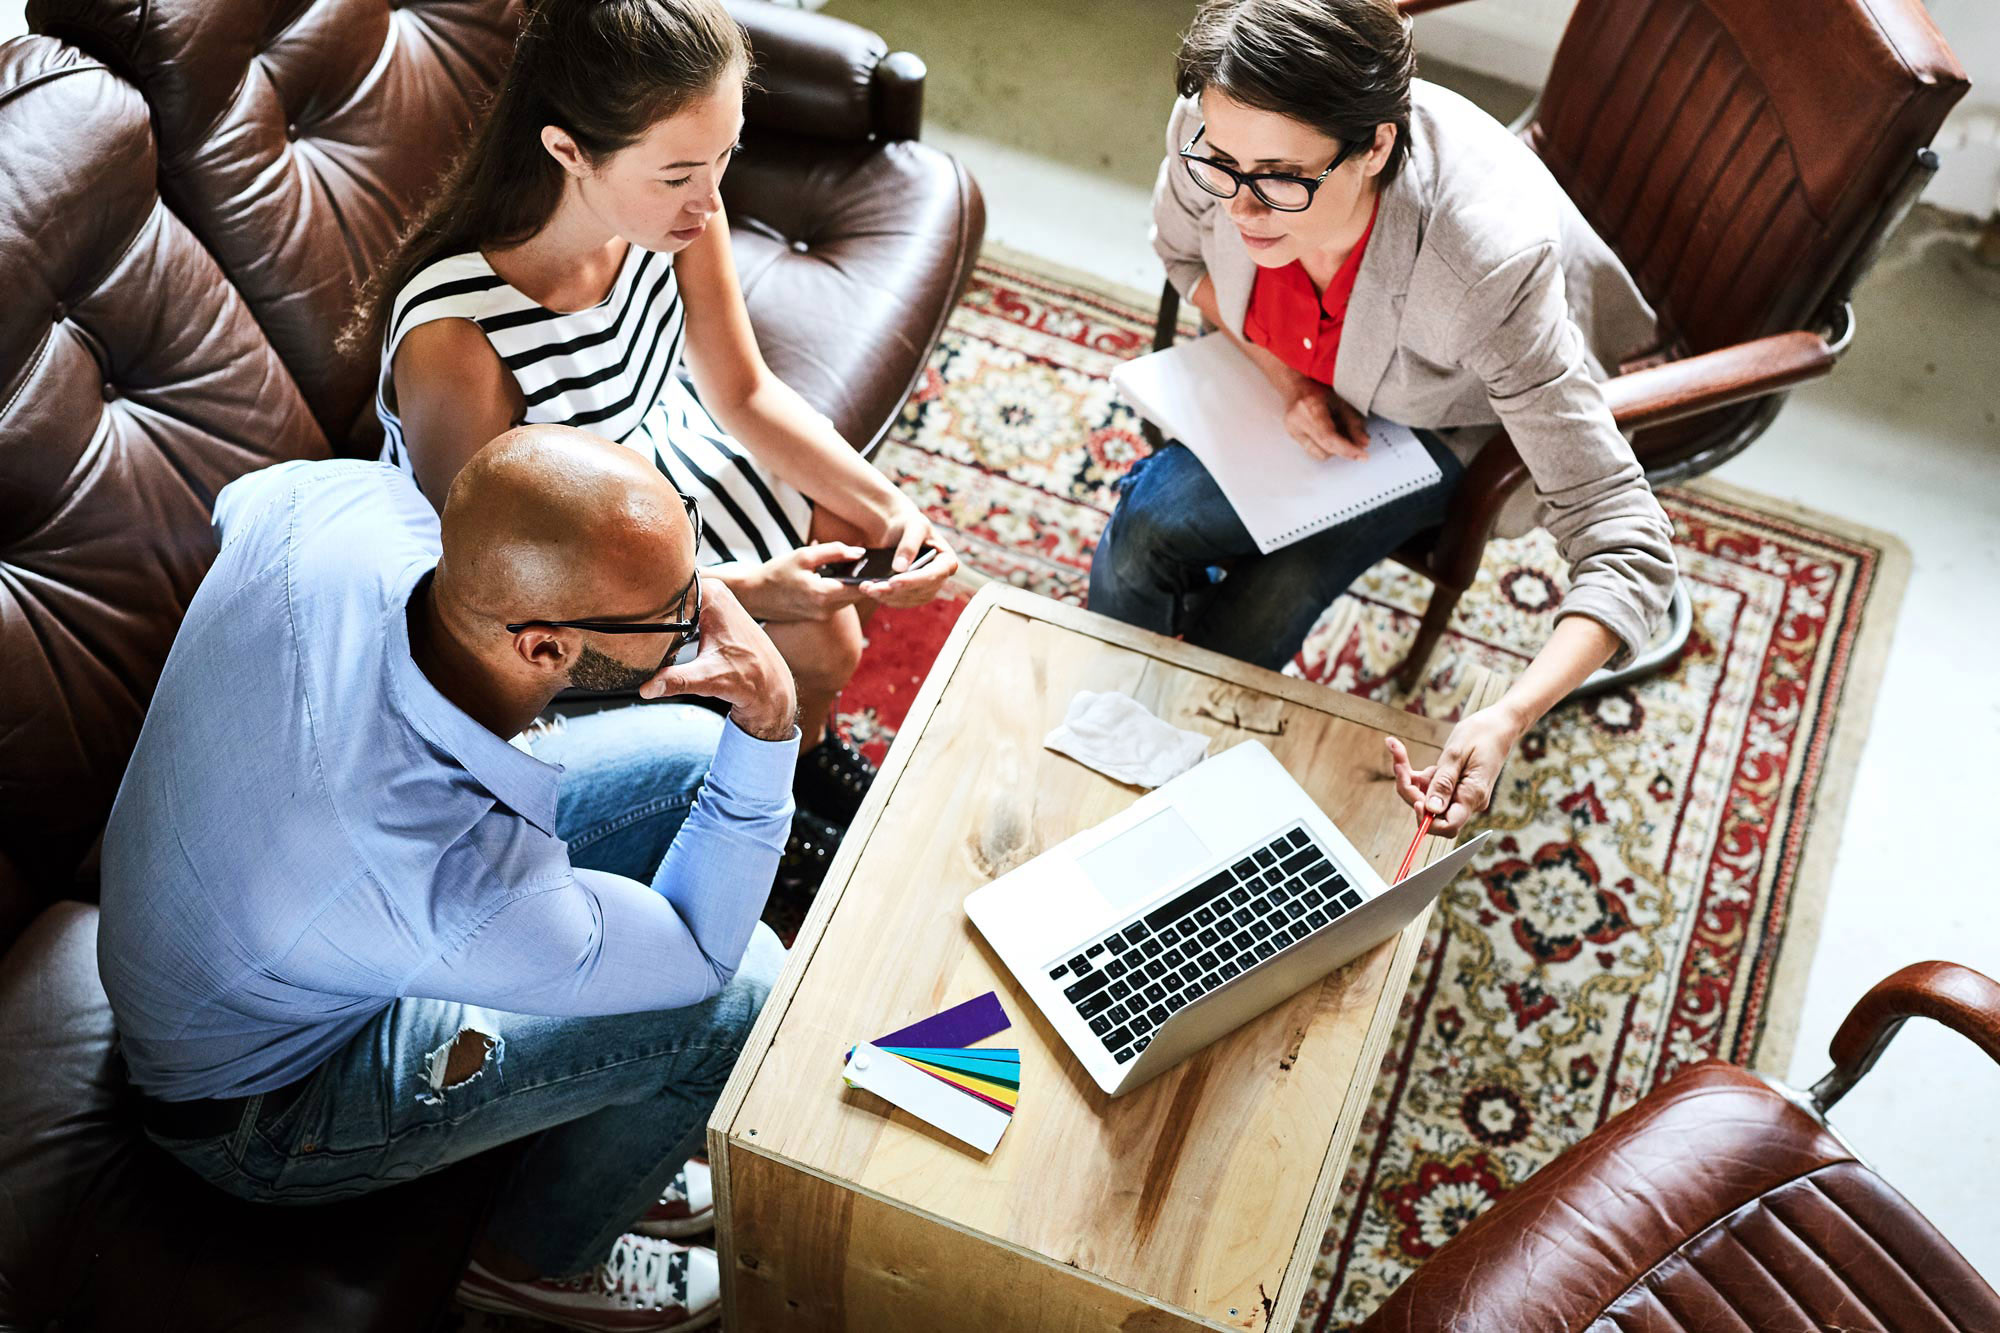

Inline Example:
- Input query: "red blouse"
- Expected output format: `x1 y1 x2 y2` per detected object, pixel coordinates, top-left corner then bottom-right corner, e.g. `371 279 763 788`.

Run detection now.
1243 198 1379 387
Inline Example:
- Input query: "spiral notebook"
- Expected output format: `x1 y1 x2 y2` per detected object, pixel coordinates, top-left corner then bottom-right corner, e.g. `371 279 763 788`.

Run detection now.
1112 334 1442 555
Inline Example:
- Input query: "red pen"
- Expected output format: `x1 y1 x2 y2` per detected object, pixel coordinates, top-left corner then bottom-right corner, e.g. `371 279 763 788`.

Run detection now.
1394 810 1435 883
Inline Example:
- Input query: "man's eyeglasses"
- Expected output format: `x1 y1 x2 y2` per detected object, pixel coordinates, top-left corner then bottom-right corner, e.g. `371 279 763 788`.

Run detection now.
1179 125 1365 213
505 492 706 666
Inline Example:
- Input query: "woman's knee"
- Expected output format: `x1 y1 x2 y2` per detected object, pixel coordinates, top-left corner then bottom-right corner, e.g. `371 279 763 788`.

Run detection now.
1104 495 1175 576
783 605 864 691
1103 448 1238 571
808 506 871 548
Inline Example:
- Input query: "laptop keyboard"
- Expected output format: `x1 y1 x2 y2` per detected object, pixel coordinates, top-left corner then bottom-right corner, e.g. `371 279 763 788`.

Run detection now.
1045 825 1365 1066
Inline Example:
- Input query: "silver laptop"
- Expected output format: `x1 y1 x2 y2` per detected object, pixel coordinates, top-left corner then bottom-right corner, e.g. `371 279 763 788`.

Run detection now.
965 740 1488 1097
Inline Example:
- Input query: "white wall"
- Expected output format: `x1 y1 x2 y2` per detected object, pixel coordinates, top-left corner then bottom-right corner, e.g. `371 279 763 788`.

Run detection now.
1416 0 2000 219
1414 0 1572 88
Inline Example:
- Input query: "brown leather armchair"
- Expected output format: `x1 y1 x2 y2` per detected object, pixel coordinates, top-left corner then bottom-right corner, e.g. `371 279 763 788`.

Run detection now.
0 4 981 1329
1359 961 2000 1331
1145 0 1966 692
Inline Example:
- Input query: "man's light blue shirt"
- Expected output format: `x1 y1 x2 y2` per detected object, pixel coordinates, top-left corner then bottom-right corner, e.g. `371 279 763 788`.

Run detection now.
99 460 795 1102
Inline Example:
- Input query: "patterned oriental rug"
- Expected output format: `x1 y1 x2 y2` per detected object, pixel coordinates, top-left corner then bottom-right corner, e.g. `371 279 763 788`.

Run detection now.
454 254 1902 1331
835 254 1905 1329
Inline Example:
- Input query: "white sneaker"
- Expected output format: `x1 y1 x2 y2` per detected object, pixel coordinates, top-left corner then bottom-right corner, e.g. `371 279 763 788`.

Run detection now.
456 1233 720 1332
634 1157 714 1240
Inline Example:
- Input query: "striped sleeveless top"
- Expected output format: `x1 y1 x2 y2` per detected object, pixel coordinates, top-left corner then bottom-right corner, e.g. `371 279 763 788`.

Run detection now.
375 242 810 565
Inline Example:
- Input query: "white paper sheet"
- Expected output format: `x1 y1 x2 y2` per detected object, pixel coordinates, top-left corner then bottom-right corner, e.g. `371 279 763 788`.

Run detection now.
1112 334 1442 555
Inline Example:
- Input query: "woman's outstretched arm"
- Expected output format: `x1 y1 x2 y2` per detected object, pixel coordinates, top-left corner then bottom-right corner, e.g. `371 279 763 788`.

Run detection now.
1386 615 1620 835
675 210 959 606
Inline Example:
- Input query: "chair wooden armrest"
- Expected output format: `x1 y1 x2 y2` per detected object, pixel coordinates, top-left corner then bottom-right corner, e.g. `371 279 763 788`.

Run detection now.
1811 962 2000 1111
1603 328 1841 431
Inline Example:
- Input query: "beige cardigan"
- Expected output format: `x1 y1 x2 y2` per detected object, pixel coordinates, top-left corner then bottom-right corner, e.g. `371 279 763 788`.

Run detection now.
1152 80 1677 667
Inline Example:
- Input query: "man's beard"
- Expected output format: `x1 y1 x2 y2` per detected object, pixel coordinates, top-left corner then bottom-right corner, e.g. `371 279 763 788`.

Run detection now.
568 643 657 694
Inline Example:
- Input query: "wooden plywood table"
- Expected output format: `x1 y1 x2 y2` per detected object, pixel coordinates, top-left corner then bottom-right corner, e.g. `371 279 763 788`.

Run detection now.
709 585 1482 1332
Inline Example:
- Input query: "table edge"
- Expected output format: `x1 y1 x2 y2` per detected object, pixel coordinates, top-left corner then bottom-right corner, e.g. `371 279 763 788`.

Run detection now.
719 1136 1241 1330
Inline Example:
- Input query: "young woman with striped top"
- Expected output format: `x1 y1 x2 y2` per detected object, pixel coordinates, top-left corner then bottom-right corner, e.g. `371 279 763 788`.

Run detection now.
343 0 958 864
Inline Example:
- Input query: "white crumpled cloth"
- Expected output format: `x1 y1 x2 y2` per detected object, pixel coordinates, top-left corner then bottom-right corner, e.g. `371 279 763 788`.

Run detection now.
1042 690 1210 789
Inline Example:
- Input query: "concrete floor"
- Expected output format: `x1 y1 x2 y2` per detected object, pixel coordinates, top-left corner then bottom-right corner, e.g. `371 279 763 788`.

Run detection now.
5 0 1995 1286
828 0 2000 1282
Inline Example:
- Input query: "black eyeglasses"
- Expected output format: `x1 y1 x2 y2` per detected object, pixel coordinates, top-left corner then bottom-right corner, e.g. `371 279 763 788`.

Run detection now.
1179 125 1364 212
505 492 705 666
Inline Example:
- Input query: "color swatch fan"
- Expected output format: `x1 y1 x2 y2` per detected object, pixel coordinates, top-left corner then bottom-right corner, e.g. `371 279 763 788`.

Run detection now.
842 992 1018 1153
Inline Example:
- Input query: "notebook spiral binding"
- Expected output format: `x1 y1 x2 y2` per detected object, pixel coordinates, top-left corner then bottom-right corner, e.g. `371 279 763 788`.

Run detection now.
1265 467 1439 546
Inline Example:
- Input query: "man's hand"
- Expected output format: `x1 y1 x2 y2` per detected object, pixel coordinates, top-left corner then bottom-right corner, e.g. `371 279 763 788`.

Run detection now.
739 544 869 623
639 577 798 740
1384 704 1523 836
1280 376 1370 463
860 499 960 608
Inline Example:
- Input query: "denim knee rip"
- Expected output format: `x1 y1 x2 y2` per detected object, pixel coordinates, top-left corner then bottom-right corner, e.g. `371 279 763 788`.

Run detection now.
417 1025 503 1107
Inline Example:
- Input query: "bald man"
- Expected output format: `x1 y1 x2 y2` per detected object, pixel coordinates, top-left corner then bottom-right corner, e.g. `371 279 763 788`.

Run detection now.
99 426 798 1330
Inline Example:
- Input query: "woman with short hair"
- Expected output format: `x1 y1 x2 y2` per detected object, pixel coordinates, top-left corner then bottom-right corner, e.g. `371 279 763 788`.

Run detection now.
1091 0 1677 835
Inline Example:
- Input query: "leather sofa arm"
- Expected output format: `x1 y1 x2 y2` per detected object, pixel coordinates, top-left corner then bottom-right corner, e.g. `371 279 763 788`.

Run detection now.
1811 962 2000 1111
729 0 923 141
872 50 926 142
1602 330 1839 431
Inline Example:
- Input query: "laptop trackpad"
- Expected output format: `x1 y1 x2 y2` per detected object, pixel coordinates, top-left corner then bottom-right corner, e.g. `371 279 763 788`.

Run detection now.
1076 807 1213 914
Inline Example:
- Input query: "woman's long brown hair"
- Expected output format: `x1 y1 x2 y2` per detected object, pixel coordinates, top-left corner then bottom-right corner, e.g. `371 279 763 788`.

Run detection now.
338 0 749 360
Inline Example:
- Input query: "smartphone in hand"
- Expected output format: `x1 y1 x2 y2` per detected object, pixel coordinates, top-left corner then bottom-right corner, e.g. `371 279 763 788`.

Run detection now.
826 544 940 585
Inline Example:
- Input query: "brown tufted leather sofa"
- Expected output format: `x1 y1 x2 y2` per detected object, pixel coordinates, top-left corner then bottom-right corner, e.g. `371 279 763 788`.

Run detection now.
1360 962 2000 1331
0 3 982 1328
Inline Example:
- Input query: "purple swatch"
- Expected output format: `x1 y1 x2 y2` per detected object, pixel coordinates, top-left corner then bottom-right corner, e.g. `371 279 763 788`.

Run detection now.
873 991 1010 1049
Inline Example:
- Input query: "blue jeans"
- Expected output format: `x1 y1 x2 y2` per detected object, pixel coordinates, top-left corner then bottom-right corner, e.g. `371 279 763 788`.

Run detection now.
1088 438 1463 671
146 703 787 1280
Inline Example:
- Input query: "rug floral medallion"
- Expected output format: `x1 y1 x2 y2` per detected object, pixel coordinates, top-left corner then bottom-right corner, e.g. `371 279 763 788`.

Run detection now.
849 258 1894 1329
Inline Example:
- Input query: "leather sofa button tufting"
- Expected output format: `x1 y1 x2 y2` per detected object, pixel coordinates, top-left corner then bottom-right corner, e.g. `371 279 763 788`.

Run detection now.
286 122 299 141
101 382 118 402
790 239 809 253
